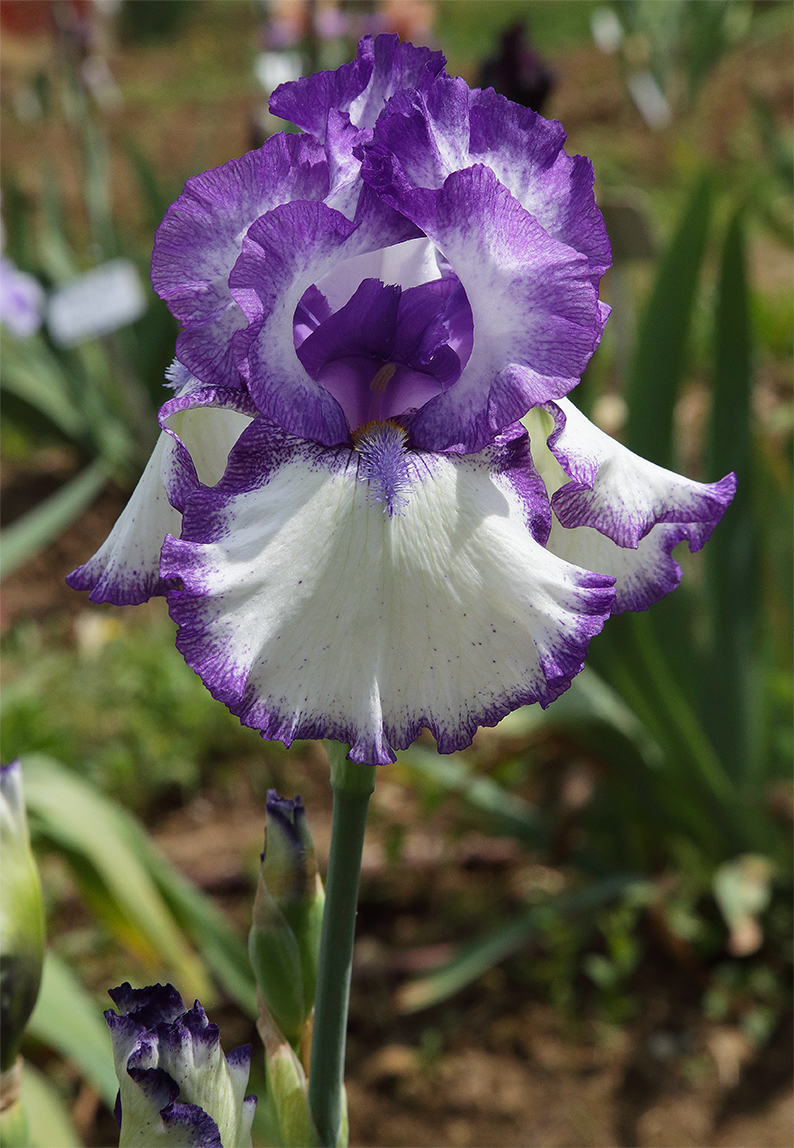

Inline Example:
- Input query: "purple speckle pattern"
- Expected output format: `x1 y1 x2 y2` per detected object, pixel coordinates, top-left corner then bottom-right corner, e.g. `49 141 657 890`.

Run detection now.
161 421 614 764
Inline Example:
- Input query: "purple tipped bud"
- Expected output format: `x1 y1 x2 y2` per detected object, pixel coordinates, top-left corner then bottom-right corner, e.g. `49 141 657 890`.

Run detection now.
106 983 256 1148
249 793 324 1048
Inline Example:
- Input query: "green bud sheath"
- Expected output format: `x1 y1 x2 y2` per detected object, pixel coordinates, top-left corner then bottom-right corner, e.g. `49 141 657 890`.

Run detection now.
249 793 325 1049
0 764 45 1073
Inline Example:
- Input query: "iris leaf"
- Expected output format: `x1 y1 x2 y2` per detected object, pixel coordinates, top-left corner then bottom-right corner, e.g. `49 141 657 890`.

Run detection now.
22 754 212 1002
27 951 118 1110
20 1061 82 1148
625 172 712 468
22 753 257 1017
0 461 108 581
396 874 643 1013
705 209 758 785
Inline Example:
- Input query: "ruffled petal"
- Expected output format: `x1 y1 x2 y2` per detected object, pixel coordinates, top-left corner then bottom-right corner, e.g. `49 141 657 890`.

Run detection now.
151 133 329 388
66 430 183 605
525 400 736 613
67 383 254 605
161 420 614 765
269 33 445 140
371 165 608 452
543 398 736 548
230 198 419 443
363 76 611 282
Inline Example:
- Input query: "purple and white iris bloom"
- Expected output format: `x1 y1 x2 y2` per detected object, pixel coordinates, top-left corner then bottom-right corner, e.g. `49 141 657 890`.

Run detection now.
106 983 256 1148
68 35 735 766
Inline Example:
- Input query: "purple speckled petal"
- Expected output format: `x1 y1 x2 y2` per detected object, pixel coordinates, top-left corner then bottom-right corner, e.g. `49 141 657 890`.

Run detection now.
161 418 613 765
369 165 608 452
66 381 254 605
230 196 419 443
151 133 329 388
524 400 736 613
543 398 736 548
269 33 445 140
363 77 610 282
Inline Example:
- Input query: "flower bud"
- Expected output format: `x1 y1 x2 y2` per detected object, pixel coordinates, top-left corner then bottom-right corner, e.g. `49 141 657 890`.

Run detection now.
105 983 256 1148
248 793 324 1049
0 761 45 1072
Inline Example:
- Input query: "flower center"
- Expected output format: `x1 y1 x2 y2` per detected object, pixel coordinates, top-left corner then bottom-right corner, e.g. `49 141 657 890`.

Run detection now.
293 275 473 436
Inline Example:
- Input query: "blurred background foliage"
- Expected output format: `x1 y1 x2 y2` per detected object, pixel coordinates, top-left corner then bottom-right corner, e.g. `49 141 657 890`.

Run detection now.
0 1 791 1146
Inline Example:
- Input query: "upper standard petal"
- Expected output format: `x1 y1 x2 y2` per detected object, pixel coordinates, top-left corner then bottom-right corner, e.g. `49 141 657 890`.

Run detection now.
151 133 329 389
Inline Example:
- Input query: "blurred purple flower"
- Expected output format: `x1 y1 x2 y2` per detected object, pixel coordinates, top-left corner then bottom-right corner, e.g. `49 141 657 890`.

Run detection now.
0 256 45 338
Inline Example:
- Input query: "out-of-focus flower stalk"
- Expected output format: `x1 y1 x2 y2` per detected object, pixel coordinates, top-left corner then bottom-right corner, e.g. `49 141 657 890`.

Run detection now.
0 762 45 1148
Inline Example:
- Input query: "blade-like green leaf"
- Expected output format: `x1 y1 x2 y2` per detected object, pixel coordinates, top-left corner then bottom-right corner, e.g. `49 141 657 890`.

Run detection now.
705 209 758 784
1 334 88 440
21 754 211 1002
0 462 107 580
20 1061 82 1148
625 172 712 467
397 874 642 1013
129 834 258 1018
27 951 117 1110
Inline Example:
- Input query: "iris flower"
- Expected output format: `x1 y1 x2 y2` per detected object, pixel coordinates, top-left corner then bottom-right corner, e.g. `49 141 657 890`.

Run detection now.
68 35 735 766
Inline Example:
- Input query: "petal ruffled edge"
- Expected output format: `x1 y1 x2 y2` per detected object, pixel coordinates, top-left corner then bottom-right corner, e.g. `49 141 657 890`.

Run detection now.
269 33 445 139
392 166 608 452
66 384 255 605
230 195 419 444
544 398 736 548
151 132 329 389
526 399 736 614
161 419 613 764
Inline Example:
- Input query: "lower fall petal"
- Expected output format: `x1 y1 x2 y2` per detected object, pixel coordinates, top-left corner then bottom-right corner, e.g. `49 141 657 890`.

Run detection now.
526 399 736 613
542 397 736 548
67 386 254 606
161 421 615 765
66 429 183 605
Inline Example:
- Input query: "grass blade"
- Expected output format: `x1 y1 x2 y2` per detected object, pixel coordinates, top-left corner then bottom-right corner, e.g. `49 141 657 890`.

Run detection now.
397 875 642 1013
705 210 758 784
27 951 118 1110
21 1061 82 1148
625 172 712 467
22 754 212 1002
0 462 107 580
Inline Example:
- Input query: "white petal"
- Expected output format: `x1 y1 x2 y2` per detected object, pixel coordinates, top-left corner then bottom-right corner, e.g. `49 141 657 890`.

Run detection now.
162 424 614 764
68 391 253 605
543 397 735 548
66 430 182 605
524 400 736 613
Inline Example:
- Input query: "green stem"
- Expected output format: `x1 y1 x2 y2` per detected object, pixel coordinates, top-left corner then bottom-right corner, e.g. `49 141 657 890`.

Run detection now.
308 745 375 1147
